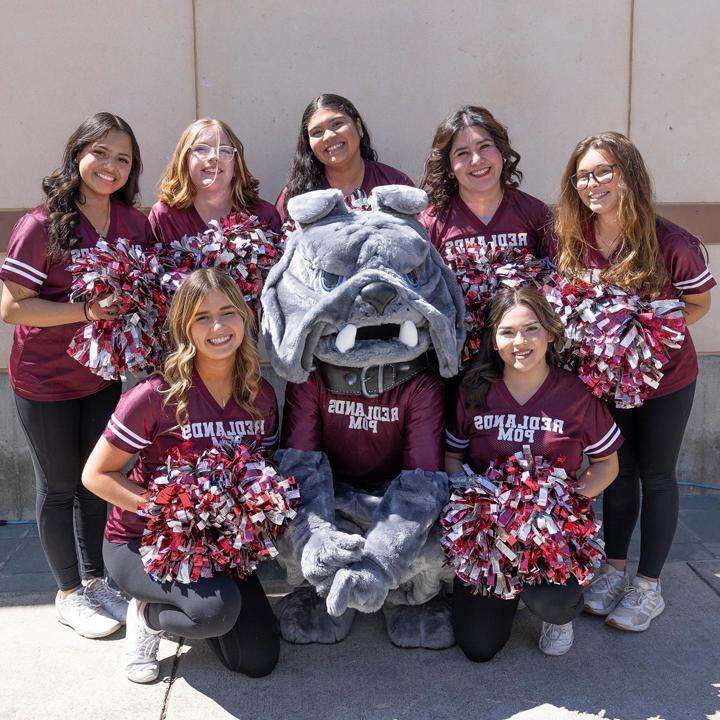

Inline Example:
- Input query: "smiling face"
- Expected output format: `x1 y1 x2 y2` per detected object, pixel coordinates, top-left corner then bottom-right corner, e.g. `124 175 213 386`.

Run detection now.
190 288 245 364
575 147 621 217
76 129 132 200
449 125 504 200
307 107 363 169
187 125 235 195
494 303 553 377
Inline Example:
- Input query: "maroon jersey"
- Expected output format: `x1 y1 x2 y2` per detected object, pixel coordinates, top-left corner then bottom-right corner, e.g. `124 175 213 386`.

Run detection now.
419 190 551 264
447 367 622 478
103 373 278 543
148 199 282 247
281 369 444 492
275 159 414 219
0 203 149 401
573 218 715 400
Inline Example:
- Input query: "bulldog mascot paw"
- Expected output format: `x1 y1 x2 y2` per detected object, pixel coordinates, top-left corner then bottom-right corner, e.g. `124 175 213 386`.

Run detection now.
262 186 464 648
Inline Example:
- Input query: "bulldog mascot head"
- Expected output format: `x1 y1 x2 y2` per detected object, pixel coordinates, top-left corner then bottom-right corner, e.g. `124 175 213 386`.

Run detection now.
261 186 463 649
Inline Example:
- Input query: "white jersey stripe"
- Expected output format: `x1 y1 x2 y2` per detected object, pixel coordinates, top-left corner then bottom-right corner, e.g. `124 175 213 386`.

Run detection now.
674 269 713 290
108 414 151 449
446 429 470 448
585 424 621 457
2 258 48 284
584 423 619 453
2 257 48 280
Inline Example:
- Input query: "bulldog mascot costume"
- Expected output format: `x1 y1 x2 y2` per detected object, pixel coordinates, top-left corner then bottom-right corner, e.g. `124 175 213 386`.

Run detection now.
261 186 465 648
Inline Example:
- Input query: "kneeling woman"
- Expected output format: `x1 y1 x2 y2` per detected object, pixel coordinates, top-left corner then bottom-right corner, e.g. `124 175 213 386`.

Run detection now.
83 269 280 682
445 287 622 660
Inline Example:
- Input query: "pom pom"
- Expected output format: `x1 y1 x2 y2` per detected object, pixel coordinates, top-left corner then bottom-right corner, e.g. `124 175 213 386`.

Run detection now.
444 244 551 363
544 274 686 408
161 211 281 311
139 438 300 584
440 447 603 598
67 239 170 380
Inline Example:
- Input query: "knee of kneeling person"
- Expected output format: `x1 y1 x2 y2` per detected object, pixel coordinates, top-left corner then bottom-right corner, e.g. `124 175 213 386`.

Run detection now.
458 640 502 663
239 643 280 678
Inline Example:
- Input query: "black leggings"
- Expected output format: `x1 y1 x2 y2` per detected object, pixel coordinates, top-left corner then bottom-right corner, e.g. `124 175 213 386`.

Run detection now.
104 539 279 677
14 383 121 591
603 381 696 578
452 576 583 662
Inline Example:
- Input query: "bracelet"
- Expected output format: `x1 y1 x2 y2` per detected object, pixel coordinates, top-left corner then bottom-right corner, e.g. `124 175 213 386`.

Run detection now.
83 301 91 322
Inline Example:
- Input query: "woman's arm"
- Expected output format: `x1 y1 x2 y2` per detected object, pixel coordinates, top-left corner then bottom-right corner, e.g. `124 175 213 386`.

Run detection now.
682 290 711 326
575 452 619 499
82 437 146 513
1 279 117 326
445 450 465 476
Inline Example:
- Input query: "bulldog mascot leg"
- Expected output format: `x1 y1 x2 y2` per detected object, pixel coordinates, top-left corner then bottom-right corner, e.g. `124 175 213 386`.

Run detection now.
262 186 465 648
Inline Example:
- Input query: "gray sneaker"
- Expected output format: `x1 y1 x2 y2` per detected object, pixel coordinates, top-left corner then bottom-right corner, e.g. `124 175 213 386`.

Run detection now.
56 588 121 639
583 564 627 616
538 621 574 656
84 578 129 624
606 576 665 632
125 599 163 683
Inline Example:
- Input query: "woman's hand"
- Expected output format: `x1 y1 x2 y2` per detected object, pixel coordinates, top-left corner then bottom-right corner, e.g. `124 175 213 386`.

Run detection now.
86 293 121 321
575 452 619 499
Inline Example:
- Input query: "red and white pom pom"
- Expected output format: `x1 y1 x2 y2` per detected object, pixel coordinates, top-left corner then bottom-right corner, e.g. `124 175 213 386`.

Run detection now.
161 211 281 311
544 273 686 408
444 244 551 363
67 239 170 380
440 447 604 599
139 439 300 584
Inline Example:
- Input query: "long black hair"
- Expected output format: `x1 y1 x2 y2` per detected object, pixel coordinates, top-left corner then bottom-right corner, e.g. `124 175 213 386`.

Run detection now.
42 112 142 258
283 94 377 211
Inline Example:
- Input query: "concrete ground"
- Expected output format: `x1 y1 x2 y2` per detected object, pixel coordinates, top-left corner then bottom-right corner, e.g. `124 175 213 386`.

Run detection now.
2 494 720 720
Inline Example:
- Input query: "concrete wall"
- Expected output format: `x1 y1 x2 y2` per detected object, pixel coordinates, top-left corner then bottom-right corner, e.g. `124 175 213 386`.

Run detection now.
0 1 718 517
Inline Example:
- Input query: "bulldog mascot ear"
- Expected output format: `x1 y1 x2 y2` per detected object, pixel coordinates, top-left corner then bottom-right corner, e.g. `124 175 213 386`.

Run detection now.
260 186 465 384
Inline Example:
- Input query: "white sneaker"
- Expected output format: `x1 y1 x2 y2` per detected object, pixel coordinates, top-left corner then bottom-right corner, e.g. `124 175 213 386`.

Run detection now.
583 564 627 616
606 576 665 632
538 621 574 656
84 578 129 624
56 588 121 638
125 599 162 683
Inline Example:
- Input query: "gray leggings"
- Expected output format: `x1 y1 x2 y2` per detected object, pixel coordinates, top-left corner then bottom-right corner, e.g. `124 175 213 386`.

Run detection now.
104 539 279 677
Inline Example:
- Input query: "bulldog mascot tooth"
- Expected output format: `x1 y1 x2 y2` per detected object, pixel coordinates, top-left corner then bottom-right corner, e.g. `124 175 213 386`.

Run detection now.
261 185 465 648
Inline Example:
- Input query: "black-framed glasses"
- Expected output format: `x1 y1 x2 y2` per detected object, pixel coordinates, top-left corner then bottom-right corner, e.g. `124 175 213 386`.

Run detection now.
570 163 617 190
189 143 237 160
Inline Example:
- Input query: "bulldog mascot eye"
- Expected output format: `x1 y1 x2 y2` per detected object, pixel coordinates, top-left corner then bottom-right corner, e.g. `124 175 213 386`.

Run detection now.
261 186 465 650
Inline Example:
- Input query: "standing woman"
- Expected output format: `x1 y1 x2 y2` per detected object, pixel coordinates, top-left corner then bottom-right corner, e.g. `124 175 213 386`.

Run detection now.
446 287 622 660
148 118 281 247
83 269 280 682
553 132 715 632
276 93 413 218
0 112 149 637
419 106 551 262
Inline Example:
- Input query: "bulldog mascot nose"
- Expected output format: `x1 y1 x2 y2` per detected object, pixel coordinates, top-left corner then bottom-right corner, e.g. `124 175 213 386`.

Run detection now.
261 186 465 648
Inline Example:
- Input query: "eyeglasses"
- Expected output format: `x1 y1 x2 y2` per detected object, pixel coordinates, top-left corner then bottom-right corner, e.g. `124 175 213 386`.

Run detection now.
189 143 237 160
570 163 617 190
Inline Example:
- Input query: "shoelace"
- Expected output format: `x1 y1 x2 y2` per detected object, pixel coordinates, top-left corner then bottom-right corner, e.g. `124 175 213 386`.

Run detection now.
87 581 126 608
541 623 571 642
618 585 652 607
132 628 162 661
63 591 102 617
591 572 623 594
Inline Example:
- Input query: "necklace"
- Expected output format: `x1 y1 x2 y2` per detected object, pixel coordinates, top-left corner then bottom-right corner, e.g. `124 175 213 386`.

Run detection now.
594 220 622 259
80 202 111 240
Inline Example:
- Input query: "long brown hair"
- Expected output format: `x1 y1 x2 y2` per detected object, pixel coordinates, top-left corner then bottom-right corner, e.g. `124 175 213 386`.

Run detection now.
162 269 261 426
157 118 260 212
462 287 564 410
42 112 142 258
554 131 668 295
420 106 522 210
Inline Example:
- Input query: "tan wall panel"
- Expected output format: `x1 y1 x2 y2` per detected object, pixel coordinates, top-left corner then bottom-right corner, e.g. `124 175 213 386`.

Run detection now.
195 0 630 205
631 1 720 202
0 1 196 209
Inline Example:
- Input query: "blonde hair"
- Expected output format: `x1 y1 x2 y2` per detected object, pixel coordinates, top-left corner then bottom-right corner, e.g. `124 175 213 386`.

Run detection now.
162 269 262 426
554 131 668 295
157 118 260 211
